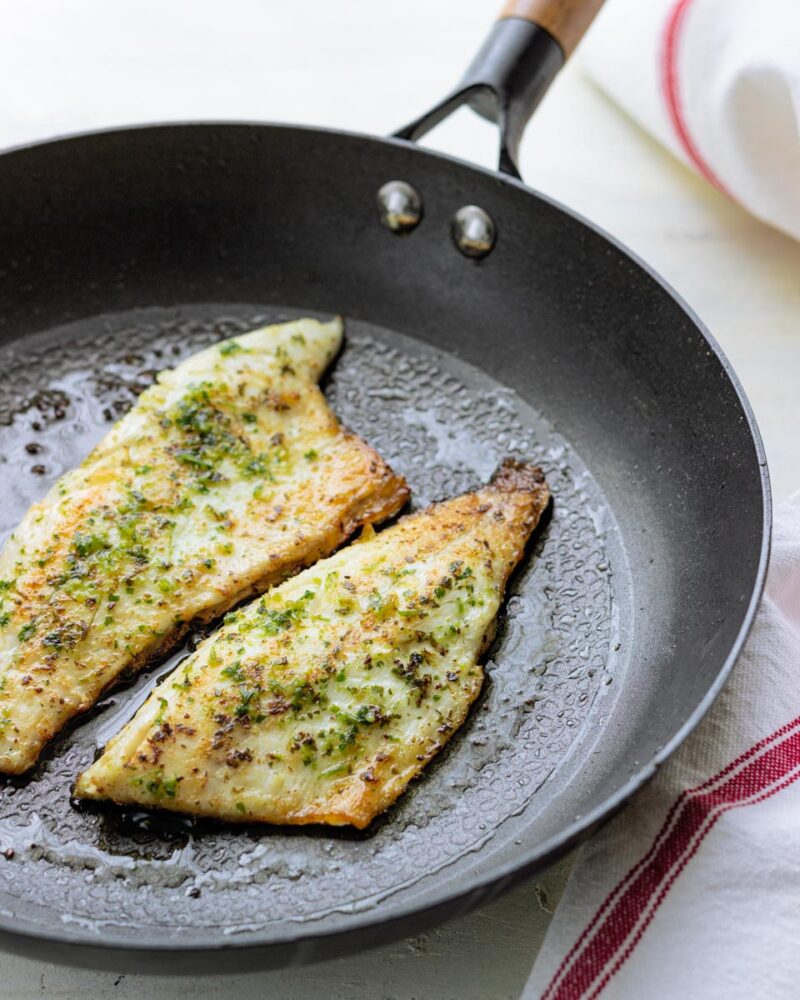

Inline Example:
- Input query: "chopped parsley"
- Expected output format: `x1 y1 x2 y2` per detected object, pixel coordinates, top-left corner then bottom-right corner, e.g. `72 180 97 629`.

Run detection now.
132 771 180 799
221 661 245 683
219 340 243 356
17 621 37 642
73 532 110 558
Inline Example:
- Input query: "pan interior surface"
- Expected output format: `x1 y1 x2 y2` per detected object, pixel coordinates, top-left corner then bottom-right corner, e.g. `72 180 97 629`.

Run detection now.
0 123 767 969
0 304 627 954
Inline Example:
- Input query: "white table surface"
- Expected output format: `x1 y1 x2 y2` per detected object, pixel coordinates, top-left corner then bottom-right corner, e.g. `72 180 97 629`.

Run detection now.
0 2 798 996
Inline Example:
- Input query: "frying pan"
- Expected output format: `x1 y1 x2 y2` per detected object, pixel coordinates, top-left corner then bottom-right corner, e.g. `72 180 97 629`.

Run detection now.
0 0 770 975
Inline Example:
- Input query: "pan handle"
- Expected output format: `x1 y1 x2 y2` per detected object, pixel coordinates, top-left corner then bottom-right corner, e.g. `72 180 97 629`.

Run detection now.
394 0 605 178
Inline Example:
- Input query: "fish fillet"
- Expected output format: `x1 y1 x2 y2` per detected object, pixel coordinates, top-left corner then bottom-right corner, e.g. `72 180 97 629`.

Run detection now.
75 460 550 828
0 318 408 773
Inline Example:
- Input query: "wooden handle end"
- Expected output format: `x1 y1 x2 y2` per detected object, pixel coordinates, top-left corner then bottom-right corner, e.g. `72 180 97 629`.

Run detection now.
499 0 605 56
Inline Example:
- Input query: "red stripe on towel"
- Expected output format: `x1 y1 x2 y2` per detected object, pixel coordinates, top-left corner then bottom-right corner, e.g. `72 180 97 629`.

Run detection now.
541 716 800 999
660 0 731 195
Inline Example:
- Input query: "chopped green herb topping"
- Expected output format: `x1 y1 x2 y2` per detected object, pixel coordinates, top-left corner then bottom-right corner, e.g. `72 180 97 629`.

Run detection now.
17 621 37 642
73 533 110 558
219 340 243 356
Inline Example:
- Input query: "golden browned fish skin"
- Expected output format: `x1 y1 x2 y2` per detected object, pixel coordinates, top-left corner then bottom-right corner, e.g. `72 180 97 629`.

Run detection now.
0 318 408 773
74 460 549 828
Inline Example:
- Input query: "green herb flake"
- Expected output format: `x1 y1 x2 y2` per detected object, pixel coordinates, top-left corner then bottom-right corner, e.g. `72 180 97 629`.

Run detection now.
134 771 180 799
321 762 350 778
219 340 243 356
73 532 110 558
162 777 179 797
221 661 245 683
18 621 37 642
259 603 307 635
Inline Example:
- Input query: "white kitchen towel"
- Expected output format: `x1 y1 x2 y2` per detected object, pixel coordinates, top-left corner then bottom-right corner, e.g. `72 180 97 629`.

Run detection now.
524 492 800 999
580 0 800 241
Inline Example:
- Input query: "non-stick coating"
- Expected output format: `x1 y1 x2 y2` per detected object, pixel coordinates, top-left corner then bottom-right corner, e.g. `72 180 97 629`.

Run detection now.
0 124 769 972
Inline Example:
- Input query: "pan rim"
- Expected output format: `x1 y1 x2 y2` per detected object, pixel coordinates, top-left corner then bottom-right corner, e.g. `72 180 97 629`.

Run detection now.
0 119 772 966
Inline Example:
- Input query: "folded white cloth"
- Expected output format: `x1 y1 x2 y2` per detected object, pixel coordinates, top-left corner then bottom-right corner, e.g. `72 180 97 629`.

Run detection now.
524 492 800 999
580 0 800 241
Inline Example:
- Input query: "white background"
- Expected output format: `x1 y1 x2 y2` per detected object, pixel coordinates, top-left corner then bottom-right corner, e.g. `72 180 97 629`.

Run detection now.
0 1 798 997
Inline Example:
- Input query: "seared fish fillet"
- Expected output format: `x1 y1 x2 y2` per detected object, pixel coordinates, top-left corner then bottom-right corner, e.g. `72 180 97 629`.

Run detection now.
75 460 550 828
0 318 408 773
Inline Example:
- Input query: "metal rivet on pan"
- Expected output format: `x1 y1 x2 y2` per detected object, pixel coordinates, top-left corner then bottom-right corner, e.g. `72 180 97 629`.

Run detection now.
377 180 423 234
451 205 496 259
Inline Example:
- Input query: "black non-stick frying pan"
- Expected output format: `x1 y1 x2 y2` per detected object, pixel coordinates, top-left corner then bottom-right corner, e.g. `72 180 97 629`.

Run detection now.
0 0 770 975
